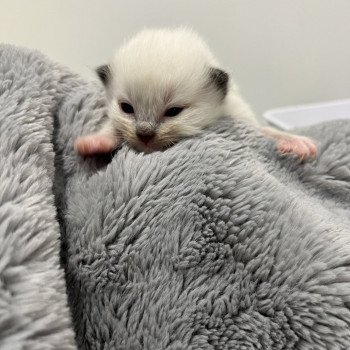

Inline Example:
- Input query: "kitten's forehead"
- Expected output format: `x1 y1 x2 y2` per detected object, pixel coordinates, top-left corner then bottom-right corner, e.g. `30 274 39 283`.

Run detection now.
111 28 217 92
113 61 208 108
113 50 209 94
127 83 172 110
107 28 229 109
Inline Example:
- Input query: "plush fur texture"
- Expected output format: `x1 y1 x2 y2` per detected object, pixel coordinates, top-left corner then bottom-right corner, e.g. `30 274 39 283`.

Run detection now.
2 44 350 349
0 45 78 349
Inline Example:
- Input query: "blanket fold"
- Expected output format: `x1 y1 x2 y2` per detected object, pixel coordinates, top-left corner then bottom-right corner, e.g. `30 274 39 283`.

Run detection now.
1 44 350 350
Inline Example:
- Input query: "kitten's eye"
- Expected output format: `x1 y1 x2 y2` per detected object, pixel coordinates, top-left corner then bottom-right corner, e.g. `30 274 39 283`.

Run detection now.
164 107 184 117
120 102 134 114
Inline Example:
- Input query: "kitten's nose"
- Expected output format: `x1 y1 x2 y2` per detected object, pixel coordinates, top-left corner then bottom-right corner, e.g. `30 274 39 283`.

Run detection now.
136 122 156 144
136 132 155 143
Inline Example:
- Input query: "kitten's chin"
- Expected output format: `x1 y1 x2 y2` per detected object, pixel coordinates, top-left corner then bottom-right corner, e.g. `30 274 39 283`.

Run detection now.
127 139 174 153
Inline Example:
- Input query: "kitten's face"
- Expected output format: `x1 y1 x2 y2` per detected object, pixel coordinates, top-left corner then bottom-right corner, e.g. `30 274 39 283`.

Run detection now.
104 69 227 152
96 28 229 152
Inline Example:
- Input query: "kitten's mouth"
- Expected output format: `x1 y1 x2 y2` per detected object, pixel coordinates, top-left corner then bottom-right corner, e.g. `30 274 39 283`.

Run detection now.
128 138 158 152
123 131 179 153
137 141 162 153
127 137 169 153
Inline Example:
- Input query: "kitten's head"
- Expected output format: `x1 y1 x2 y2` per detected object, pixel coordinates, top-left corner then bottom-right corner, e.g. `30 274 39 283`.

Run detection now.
97 27 229 152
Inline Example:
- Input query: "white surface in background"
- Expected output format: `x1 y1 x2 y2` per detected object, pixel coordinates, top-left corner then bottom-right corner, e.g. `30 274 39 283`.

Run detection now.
0 0 350 116
263 99 350 130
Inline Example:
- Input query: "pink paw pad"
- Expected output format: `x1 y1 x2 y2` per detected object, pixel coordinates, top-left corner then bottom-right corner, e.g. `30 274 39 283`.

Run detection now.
74 135 117 156
277 135 317 160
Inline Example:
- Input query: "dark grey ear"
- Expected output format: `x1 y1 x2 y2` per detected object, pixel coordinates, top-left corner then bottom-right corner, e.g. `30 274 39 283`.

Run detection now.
209 67 229 97
95 64 111 86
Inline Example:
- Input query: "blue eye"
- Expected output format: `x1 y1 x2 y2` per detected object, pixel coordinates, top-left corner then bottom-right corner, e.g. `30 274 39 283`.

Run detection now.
120 102 134 114
164 107 184 117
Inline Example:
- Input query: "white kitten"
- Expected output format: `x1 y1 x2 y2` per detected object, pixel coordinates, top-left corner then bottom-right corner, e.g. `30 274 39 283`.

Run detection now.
75 27 316 159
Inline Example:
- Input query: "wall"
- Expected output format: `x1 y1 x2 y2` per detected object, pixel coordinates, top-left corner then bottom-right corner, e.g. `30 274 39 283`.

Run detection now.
1 0 349 116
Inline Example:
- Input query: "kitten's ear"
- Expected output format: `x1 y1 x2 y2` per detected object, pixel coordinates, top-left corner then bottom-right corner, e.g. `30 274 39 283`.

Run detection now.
209 68 229 97
95 64 111 86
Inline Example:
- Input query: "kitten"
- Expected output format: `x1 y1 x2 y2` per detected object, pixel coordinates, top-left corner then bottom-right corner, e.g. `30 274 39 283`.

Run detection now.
75 27 316 159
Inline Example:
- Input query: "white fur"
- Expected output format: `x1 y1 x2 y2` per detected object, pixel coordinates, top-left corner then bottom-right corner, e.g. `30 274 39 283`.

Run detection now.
75 27 317 159
102 27 257 151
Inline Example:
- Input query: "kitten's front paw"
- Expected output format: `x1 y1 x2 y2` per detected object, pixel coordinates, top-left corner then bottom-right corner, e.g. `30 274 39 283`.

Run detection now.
74 134 117 156
261 127 317 160
277 134 317 160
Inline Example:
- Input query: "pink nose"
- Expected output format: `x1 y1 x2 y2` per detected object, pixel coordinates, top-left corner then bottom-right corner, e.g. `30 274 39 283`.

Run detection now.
136 132 155 144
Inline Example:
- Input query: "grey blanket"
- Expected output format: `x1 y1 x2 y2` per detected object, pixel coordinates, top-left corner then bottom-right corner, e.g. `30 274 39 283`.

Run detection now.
1 45 350 350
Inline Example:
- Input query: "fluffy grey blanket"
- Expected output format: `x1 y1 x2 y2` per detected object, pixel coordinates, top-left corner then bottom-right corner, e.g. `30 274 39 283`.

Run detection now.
1 45 350 350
